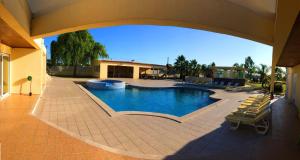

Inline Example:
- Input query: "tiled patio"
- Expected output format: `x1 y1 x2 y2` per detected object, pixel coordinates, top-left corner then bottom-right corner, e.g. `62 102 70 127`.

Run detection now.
0 94 140 160
33 77 300 160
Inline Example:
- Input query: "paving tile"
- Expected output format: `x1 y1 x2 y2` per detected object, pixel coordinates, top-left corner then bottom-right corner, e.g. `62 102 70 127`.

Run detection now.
31 77 300 160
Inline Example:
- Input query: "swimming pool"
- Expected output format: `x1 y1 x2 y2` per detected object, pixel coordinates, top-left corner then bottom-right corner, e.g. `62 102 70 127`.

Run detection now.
86 85 217 117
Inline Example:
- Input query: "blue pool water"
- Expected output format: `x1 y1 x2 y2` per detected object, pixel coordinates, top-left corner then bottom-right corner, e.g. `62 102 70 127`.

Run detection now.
87 86 217 117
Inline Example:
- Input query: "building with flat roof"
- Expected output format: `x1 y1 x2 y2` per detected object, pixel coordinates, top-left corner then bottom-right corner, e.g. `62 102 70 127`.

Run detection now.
96 60 166 79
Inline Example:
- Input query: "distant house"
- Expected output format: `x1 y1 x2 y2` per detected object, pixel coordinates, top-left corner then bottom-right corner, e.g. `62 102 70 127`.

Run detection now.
214 66 245 79
94 60 166 79
213 66 246 86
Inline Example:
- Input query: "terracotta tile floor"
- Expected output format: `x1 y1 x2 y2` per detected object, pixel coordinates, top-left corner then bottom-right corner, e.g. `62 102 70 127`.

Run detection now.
0 94 141 160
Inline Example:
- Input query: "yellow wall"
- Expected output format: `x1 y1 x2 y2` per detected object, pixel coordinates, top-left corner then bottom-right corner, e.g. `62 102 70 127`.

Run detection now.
0 1 38 49
133 66 140 79
0 43 12 55
273 0 300 65
98 61 153 79
99 63 108 79
288 65 300 110
10 48 46 95
0 0 31 33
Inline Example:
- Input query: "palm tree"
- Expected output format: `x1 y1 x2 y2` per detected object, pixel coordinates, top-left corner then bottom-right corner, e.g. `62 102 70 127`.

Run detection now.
275 67 284 81
257 64 270 88
188 59 201 76
201 64 208 77
174 55 189 80
207 62 216 78
244 56 255 80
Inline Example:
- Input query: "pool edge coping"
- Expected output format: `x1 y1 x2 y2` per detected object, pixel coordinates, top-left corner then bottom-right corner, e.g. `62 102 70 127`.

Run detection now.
77 83 226 123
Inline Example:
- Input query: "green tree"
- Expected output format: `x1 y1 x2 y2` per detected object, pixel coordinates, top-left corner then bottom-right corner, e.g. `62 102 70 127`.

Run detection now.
188 59 201 76
50 30 108 76
174 55 189 80
86 42 108 65
50 41 59 65
275 67 285 81
257 64 270 88
244 56 255 80
207 62 216 78
201 64 208 77
233 63 244 71
233 63 244 78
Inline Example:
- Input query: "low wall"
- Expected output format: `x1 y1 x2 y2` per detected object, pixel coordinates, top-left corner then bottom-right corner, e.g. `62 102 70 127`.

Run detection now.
213 78 245 86
48 66 99 77
185 76 212 84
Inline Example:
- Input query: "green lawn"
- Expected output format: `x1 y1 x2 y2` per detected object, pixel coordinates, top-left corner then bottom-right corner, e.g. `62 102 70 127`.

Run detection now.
246 82 286 95
247 82 263 90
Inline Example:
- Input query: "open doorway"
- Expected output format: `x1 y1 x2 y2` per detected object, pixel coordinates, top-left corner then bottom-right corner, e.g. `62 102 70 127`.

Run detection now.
107 65 133 78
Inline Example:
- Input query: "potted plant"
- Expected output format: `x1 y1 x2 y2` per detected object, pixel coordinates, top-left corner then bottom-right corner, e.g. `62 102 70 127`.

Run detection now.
27 76 32 96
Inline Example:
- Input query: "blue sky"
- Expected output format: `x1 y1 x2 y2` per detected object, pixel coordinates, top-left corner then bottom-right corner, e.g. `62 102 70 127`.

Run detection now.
44 25 273 66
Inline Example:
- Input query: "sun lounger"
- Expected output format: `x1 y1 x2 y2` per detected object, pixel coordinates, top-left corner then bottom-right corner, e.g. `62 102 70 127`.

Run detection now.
225 95 271 135
240 96 270 107
226 108 271 135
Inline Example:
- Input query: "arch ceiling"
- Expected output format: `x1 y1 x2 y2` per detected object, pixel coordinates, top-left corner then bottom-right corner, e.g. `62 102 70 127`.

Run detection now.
27 0 276 45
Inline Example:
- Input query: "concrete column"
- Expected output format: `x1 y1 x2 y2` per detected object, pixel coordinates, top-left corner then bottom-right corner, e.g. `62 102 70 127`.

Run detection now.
270 52 276 99
133 66 139 79
99 63 107 79
286 68 292 100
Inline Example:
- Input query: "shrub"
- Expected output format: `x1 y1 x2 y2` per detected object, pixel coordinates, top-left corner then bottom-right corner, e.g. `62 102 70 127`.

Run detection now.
274 82 283 93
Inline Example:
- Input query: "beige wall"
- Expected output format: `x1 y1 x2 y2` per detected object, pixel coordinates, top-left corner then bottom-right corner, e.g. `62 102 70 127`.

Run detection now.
10 48 46 95
287 65 300 110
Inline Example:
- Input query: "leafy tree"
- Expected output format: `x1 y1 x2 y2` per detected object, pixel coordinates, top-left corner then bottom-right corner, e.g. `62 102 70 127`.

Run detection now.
174 55 189 80
233 63 244 79
207 62 216 78
86 42 108 65
50 30 108 76
275 67 285 81
188 59 201 76
201 64 208 77
257 64 270 88
233 63 244 71
50 41 59 65
244 56 255 80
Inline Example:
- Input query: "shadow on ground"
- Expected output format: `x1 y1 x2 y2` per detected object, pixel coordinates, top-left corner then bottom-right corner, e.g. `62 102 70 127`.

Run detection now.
164 98 300 160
